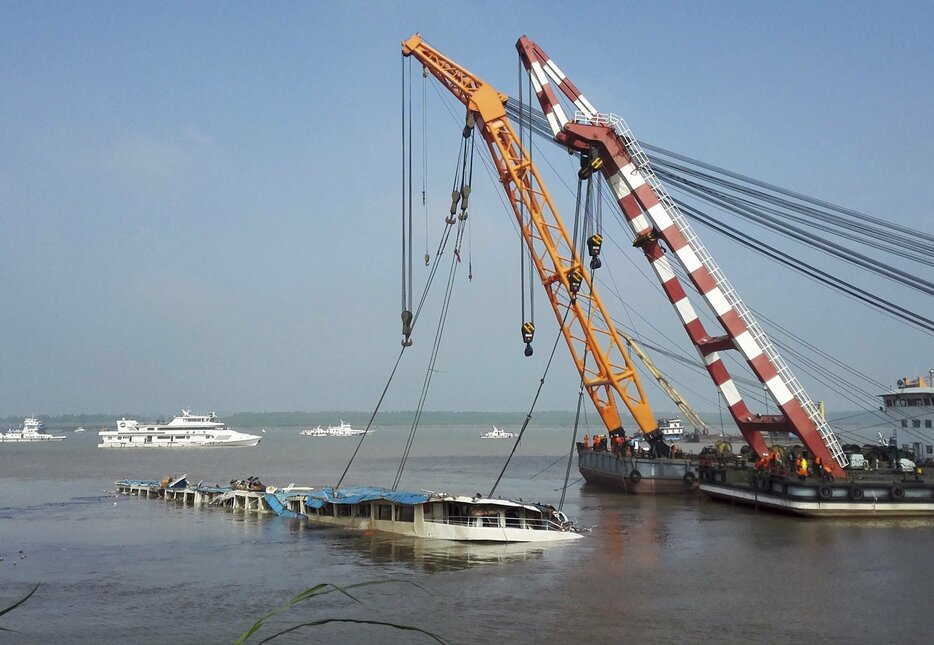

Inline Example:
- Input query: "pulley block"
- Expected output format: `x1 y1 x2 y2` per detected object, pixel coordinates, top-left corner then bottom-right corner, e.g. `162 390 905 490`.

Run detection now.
567 268 583 294
577 157 604 180
401 309 414 347
588 233 603 270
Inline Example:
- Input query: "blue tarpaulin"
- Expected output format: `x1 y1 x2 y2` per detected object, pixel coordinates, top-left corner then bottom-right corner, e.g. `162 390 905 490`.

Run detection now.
264 493 304 519
302 486 430 509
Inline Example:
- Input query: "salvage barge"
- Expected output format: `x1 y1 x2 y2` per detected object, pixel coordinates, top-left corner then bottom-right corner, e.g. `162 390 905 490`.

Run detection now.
577 442 698 493
115 479 582 542
698 465 934 516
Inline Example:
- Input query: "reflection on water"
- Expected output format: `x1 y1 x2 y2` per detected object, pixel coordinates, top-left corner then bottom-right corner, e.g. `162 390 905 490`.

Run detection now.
328 531 547 573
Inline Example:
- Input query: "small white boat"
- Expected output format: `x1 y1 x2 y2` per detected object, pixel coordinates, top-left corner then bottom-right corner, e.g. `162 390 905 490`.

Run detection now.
98 410 262 448
75 427 86 433
480 425 515 439
0 417 66 442
300 421 366 437
283 486 582 542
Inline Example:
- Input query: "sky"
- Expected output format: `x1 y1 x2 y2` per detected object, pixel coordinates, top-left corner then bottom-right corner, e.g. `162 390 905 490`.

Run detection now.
1 1 931 419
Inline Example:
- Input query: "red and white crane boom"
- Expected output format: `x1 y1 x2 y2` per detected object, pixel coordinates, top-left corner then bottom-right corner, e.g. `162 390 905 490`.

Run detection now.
516 36 847 476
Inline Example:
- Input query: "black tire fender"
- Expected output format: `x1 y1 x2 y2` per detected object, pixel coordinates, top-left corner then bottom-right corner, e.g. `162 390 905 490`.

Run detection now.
817 484 833 500
849 486 864 500
629 470 642 484
755 476 769 491
890 485 905 501
683 471 697 485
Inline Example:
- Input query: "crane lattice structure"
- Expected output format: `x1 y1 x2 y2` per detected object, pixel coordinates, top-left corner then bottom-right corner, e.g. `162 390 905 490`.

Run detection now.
402 34 671 450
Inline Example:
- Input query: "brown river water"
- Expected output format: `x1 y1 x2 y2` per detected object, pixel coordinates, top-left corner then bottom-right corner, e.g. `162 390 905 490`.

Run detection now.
1 425 931 643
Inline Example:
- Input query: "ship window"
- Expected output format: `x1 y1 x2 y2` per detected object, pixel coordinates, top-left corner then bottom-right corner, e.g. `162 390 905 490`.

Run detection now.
376 504 392 520
926 420 932 428
355 503 371 518
913 420 921 428
901 420 908 428
337 505 352 517
927 445 933 454
395 505 414 522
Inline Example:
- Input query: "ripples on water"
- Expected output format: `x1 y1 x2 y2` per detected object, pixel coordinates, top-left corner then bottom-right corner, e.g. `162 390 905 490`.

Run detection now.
1 427 932 643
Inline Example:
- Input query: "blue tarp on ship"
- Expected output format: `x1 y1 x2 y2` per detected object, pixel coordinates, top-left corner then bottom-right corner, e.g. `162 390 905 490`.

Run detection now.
263 493 304 519
302 486 430 509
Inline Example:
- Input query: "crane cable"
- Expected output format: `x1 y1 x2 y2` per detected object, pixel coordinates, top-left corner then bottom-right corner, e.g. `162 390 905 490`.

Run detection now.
560 172 601 512
488 305 572 498
393 118 476 490
393 217 467 490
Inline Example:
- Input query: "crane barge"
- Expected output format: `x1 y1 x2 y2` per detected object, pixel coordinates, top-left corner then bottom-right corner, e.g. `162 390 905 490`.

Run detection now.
511 36 934 514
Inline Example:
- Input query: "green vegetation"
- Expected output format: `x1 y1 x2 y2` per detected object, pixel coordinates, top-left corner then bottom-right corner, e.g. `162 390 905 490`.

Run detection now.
235 580 445 644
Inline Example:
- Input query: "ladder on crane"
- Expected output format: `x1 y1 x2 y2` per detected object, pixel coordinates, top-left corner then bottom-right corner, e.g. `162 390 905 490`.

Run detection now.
516 36 847 475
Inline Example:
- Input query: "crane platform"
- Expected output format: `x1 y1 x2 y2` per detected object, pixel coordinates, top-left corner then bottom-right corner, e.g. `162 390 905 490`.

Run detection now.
698 465 934 516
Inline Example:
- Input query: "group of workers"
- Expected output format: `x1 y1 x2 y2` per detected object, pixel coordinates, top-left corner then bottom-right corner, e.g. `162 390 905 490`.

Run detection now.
583 433 631 454
583 433 683 458
755 449 834 480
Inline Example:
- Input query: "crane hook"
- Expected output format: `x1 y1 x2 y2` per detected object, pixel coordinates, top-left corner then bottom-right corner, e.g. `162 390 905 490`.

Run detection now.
522 321 535 357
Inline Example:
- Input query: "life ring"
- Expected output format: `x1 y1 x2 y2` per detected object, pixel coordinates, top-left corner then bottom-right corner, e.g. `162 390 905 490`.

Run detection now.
683 471 697 485
849 486 864 500
890 485 905 501
817 484 833 501
629 470 642 484
119 421 126 428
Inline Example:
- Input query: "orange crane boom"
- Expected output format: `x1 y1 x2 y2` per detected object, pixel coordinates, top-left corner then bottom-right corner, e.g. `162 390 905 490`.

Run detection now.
402 34 665 446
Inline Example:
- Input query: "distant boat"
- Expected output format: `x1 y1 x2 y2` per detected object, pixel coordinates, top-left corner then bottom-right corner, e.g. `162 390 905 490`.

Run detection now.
75 427 86 433
98 410 262 448
0 417 66 442
481 425 516 439
300 421 366 437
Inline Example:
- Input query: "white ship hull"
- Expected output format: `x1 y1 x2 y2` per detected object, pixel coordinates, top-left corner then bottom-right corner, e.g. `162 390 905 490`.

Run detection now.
0 432 66 443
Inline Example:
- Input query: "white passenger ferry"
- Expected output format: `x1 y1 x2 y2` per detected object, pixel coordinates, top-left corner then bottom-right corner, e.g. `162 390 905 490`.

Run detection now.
98 410 262 448
279 486 582 542
0 417 66 442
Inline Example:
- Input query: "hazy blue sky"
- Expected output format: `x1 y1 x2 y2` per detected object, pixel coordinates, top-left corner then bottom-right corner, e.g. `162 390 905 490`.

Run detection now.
1 1 931 419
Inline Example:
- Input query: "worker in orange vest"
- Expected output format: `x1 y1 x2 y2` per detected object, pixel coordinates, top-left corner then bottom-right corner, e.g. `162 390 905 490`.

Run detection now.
583 434 590 450
797 455 809 480
614 435 623 453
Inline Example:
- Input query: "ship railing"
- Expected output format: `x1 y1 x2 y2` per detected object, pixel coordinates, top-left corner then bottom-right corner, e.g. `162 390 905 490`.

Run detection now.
428 516 568 531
